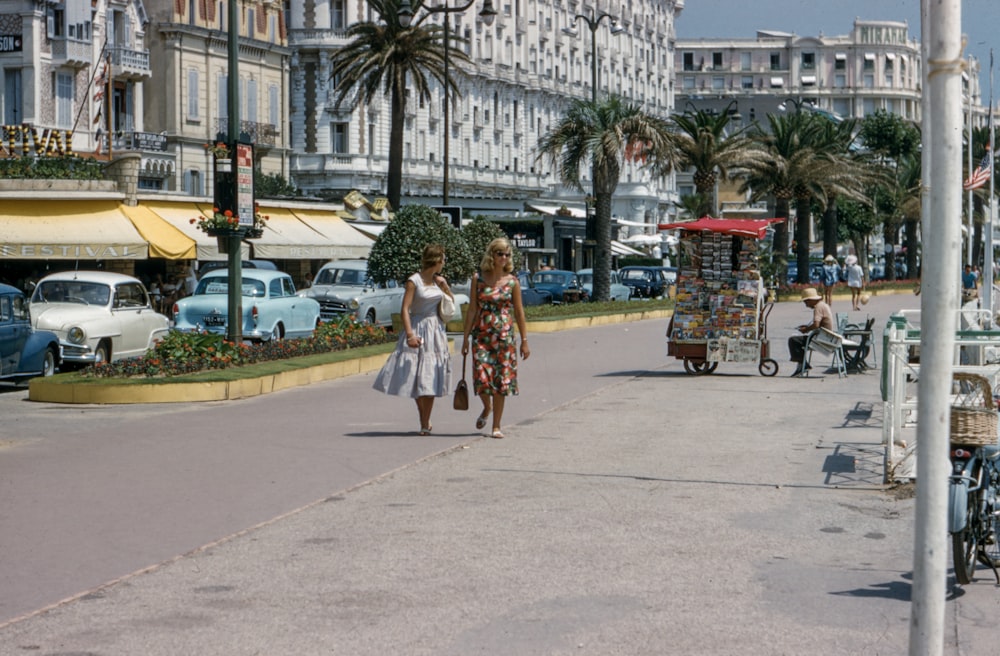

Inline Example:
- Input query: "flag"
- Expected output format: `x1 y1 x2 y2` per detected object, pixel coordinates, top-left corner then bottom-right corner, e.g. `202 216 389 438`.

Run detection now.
964 148 993 191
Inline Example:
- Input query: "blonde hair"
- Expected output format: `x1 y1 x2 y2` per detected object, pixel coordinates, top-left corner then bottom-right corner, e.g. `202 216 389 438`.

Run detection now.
421 243 445 270
480 237 513 274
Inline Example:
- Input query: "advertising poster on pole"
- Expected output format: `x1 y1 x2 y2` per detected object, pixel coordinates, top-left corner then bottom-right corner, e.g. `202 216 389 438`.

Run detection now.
236 143 254 227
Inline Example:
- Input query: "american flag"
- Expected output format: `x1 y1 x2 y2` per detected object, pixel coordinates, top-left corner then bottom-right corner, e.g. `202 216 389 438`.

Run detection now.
964 148 993 191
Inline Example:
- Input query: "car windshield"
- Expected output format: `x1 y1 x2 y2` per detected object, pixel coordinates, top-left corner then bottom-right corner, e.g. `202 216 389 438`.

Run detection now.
196 277 266 297
578 273 593 285
533 273 568 284
32 280 111 305
316 268 367 286
621 270 649 281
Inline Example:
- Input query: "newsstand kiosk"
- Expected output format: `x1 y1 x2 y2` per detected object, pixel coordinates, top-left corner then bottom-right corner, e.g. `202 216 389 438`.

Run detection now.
659 217 784 376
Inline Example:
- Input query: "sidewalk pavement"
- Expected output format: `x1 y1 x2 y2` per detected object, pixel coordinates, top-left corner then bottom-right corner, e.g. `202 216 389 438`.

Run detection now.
0 292 990 655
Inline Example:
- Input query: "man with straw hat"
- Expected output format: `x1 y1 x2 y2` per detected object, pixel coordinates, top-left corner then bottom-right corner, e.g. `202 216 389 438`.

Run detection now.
788 287 834 377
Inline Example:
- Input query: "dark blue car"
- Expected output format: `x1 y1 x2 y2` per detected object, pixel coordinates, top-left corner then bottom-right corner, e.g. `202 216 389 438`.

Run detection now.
0 283 61 382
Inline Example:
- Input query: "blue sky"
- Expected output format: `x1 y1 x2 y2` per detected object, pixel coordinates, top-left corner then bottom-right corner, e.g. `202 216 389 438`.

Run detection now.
676 0 998 95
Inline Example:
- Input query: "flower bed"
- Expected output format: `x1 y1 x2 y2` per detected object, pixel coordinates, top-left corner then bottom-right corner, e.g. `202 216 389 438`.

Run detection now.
82 317 392 379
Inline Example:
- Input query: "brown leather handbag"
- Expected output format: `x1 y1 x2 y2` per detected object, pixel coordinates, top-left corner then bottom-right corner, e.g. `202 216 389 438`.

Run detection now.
453 353 469 411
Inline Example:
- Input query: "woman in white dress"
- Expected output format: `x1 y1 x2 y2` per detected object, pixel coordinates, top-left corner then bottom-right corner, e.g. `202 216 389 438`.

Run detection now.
372 244 455 434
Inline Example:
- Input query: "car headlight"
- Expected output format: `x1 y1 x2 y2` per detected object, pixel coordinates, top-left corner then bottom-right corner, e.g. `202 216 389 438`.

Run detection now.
67 326 86 344
349 298 360 310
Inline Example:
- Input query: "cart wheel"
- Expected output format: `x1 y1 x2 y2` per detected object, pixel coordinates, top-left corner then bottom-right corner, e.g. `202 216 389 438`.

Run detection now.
684 359 718 375
759 359 779 377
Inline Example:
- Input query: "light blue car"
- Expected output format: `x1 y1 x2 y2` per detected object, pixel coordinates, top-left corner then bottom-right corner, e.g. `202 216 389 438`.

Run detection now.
576 269 631 302
173 270 321 341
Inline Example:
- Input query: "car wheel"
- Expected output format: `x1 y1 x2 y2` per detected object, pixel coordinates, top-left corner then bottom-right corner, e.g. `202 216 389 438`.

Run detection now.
364 309 377 325
42 346 57 376
269 324 284 341
94 341 110 364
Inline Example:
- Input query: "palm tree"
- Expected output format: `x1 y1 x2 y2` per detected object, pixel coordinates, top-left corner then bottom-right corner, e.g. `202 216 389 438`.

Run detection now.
329 0 469 210
537 95 672 301
660 107 766 217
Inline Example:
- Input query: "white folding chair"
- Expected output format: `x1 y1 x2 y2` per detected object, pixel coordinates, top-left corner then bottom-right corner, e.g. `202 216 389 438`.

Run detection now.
803 327 858 378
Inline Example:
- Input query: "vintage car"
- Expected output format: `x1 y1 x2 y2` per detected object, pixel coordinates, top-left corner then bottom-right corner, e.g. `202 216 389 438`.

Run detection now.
576 268 631 302
29 271 169 366
619 266 668 299
173 270 321 341
531 270 588 303
301 260 405 327
515 272 554 306
1 283 61 381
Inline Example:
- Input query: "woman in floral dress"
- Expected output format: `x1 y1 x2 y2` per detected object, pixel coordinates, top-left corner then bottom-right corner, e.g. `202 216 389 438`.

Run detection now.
373 244 454 435
461 237 530 438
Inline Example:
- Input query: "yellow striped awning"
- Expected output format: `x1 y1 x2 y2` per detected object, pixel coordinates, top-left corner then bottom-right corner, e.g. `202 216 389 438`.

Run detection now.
120 204 197 260
0 200 148 259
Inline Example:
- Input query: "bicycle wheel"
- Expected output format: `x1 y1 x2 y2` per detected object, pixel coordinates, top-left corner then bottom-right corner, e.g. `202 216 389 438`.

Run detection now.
952 487 981 585
980 497 1000 568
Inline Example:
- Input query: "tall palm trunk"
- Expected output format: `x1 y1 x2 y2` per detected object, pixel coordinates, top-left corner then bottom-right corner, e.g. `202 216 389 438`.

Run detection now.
795 194 811 285
773 197 790 286
823 200 838 260
972 195 984 268
592 191 614 302
883 217 900 281
904 216 919 278
387 80 406 210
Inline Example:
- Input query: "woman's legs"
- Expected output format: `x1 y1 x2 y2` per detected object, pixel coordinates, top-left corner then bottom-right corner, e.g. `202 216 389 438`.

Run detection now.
491 393 506 436
851 287 860 310
476 393 492 429
416 396 434 432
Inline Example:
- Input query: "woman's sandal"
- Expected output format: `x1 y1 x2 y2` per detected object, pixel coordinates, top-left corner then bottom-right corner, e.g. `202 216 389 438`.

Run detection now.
476 410 491 430
419 425 432 436
491 429 504 439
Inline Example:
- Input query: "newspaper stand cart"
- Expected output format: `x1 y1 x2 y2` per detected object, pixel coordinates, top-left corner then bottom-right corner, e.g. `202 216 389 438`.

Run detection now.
659 217 783 376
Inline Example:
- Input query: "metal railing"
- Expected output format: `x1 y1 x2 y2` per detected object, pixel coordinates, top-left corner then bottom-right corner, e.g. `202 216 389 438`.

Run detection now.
213 119 278 147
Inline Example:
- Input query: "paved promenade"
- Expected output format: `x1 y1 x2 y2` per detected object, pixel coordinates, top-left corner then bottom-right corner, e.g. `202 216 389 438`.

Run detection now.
0 292 995 654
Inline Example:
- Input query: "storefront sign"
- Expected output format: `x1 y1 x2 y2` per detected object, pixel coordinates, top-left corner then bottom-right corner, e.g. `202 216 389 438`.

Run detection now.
510 231 541 249
0 244 144 259
131 131 167 152
2 125 73 156
0 35 21 53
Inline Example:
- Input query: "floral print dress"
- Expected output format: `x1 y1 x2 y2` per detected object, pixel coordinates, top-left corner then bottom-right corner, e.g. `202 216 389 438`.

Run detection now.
472 276 519 396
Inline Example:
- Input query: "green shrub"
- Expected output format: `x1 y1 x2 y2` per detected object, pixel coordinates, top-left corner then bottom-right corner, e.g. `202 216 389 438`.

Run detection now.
367 204 475 284
462 215 524 272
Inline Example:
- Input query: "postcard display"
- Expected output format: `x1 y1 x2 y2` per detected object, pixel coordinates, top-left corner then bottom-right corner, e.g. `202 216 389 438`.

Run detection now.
670 231 764 363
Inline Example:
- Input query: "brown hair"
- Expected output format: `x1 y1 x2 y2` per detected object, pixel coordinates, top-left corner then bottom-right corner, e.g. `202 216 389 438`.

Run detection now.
480 237 513 274
421 243 445 270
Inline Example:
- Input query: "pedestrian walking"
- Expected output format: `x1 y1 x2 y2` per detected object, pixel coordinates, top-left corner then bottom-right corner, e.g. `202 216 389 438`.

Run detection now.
846 255 865 310
821 255 839 306
462 237 530 439
372 244 454 435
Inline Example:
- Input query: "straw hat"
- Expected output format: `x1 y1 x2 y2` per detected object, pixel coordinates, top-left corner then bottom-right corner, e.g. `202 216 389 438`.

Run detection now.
800 287 822 302
824 255 836 264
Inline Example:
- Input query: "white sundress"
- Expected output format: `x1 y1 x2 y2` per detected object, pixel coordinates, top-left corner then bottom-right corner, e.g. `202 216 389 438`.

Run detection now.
372 273 452 398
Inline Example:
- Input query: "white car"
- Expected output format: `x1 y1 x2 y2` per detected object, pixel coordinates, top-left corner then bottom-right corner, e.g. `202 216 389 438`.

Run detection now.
29 271 170 366
300 260 405 327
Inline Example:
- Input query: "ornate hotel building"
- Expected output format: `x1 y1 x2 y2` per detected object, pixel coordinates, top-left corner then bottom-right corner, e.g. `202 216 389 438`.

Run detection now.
287 0 684 227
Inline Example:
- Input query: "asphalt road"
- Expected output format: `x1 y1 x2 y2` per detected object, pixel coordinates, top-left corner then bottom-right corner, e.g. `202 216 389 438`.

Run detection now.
1 292 997 654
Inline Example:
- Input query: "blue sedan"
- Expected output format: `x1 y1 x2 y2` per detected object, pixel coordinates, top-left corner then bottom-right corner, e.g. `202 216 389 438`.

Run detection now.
173 270 321 341
0 283 61 381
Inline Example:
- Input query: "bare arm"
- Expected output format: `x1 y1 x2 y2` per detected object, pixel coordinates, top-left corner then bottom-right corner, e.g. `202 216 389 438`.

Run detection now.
512 277 530 360
461 274 479 355
400 280 420 347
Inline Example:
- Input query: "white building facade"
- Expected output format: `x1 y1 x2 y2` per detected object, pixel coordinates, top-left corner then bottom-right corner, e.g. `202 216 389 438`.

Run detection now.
287 0 683 228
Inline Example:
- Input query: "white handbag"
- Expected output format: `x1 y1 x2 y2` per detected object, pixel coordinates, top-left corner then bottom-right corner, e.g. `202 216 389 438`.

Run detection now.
438 294 456 322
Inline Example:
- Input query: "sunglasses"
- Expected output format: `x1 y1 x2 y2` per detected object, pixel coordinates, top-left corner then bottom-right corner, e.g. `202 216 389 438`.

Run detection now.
493 251 511 258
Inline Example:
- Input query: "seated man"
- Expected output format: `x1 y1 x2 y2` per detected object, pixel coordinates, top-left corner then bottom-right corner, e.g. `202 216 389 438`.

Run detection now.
788 287 834 377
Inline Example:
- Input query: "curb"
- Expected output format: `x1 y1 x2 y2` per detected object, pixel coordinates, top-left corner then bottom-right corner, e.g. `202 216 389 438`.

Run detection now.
28 309 673 405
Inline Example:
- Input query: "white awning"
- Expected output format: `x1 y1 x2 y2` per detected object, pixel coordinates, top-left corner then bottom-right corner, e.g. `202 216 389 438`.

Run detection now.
350 222 388 239
287 209 375 260
525 202 586 218
770 77 784 87
835 52 847 61
864 53 876 61
142 201 248 261
885 53 896 60
801 75 817 85
239 206 340 260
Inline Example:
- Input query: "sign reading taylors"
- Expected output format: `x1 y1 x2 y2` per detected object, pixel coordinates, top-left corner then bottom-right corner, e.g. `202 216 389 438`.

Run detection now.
0 244 145 259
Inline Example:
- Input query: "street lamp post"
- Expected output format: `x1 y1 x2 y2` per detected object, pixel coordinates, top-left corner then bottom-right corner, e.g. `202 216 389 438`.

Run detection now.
564 10 622 259
399 0 496 206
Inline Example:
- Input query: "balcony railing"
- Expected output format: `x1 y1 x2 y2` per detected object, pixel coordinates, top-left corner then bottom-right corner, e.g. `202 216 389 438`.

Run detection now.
50 37 91 67
110 46 151 79
214 119 278 147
